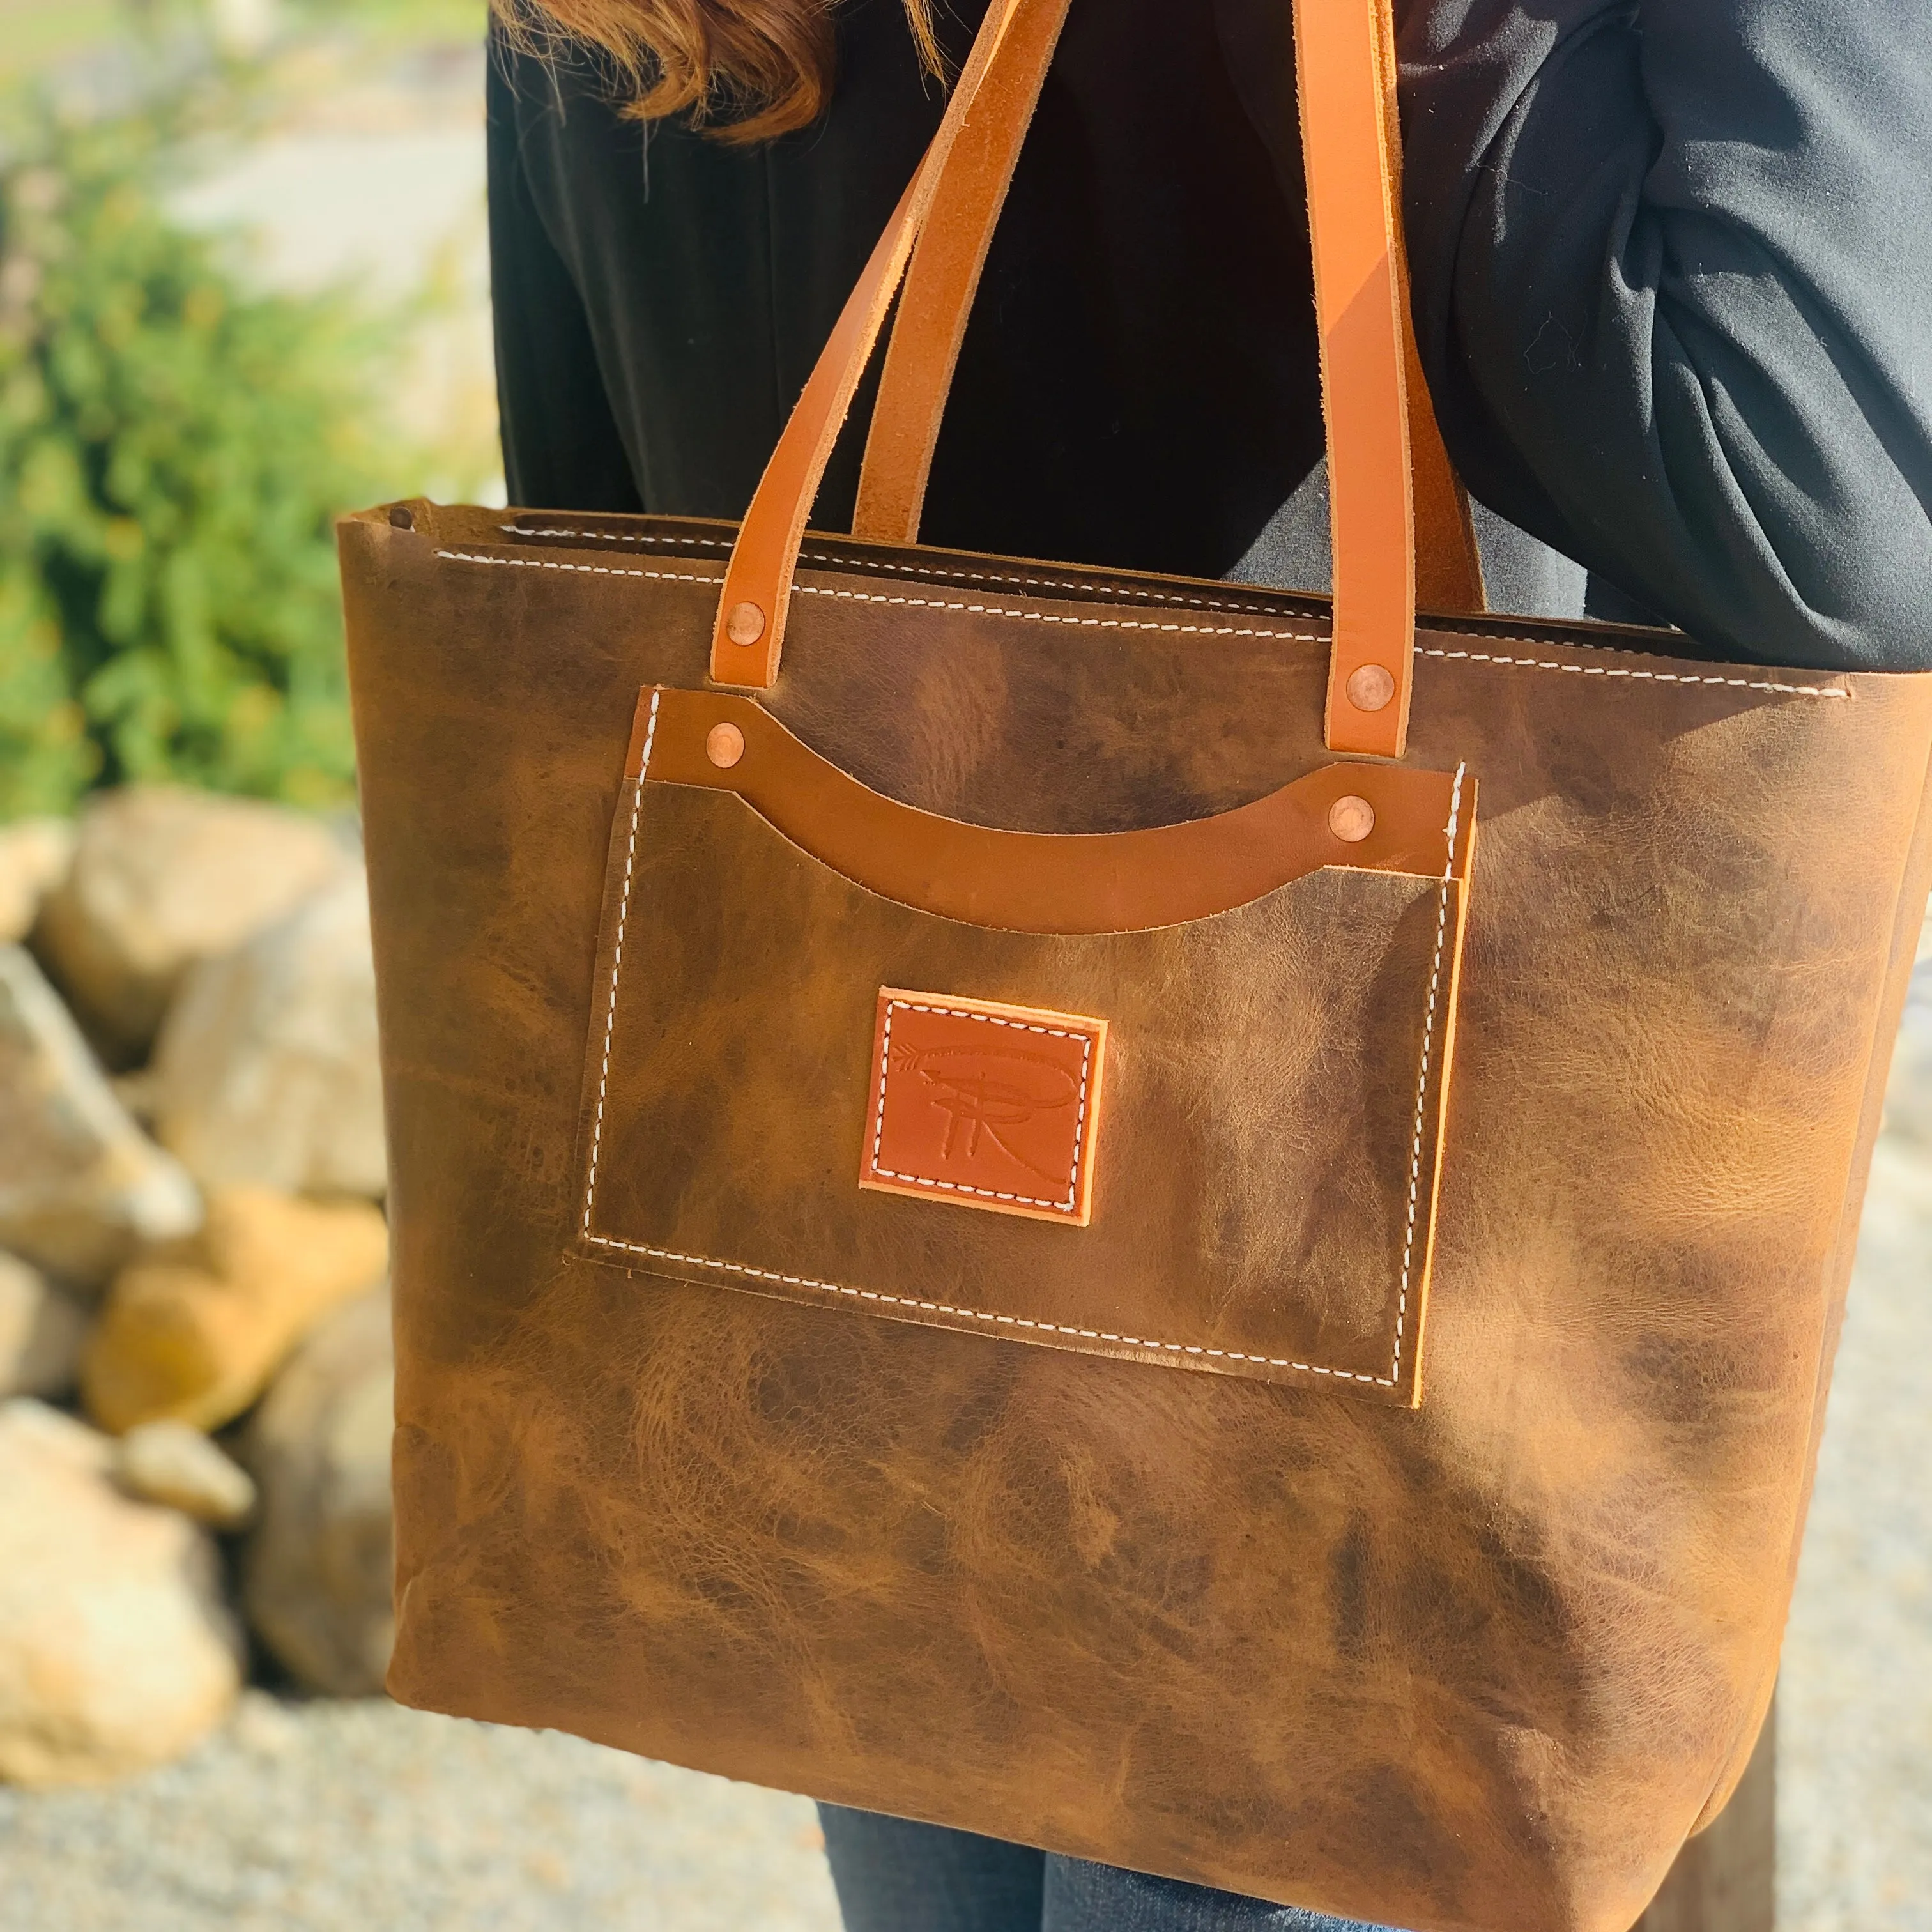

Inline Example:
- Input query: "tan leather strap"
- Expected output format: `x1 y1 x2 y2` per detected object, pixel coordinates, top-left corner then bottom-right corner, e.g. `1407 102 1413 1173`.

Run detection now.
857 0 1485 627
714 0 1438 758
1291 0 1412 755
1368 0 1485 618
709 0 1030 689
850 0 1077 545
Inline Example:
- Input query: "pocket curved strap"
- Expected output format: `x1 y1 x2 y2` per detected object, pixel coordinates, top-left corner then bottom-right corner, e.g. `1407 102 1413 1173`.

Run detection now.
632 687 1475 935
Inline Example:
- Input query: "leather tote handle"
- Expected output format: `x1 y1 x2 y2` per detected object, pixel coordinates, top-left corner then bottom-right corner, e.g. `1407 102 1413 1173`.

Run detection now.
848 0 1077 549
853 0 1485 638
704 0 1035 686
712 0 1449 758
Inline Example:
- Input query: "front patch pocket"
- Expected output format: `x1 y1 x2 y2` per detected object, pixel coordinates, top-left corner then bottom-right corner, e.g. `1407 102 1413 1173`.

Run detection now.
574 689 1476 1406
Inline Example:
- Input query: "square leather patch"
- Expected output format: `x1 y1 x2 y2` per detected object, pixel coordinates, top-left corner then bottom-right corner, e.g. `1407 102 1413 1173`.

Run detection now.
859 990 1108 1226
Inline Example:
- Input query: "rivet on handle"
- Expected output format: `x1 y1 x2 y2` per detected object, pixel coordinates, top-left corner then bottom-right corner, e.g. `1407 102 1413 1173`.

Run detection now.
725 602 767 647
706 722 747 769
1345 663 1396 714
1328 795 1376 843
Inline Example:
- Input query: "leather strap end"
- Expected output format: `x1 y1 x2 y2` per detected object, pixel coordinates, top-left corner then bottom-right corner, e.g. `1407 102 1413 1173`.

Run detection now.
1324 636 1414 761
1296 0 1417 757
709 585 790 689
709 0 1025 686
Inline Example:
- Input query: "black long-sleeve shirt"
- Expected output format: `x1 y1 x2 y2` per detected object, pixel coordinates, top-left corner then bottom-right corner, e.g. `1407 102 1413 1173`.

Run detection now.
487 0 1932 671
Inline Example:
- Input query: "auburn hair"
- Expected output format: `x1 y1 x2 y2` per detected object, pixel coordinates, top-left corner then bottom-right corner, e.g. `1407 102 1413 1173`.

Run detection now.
493 0 943 142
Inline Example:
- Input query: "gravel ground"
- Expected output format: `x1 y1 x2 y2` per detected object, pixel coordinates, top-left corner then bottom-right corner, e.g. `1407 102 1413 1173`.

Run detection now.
0 1696 839 1931
1781 1144 1932 1929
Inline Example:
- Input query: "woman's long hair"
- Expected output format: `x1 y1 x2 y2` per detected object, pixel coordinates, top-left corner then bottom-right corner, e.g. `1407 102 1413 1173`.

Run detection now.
494 0 942 142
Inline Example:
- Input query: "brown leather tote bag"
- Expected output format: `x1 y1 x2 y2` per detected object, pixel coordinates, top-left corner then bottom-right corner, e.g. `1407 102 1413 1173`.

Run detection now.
337 0 1932 1925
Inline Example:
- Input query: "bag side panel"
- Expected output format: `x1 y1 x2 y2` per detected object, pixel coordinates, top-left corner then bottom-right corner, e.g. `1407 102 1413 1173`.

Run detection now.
1687 716 1932 1835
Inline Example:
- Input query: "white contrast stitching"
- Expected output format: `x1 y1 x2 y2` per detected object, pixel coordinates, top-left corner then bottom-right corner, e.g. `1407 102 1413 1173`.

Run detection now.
501 523 730 549
1409 645 1844 700
440 548 1323 642
580 691 659 1236
792 580 1328 643
440 549 717 590
580 1227 1407 1377
1390 762 1464 1385
574 751 1473 1392
866 999 1092 1213
499 522 1294 617
436 548 1848 698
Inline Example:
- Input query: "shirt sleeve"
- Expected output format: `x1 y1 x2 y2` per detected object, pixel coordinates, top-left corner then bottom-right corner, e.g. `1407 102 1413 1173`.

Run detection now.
487 38 644 515
1399 0 1932 671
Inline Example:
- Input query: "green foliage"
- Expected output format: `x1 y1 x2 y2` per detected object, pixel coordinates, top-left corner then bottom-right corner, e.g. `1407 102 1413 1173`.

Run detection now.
285 0 489 45
0 86 410 816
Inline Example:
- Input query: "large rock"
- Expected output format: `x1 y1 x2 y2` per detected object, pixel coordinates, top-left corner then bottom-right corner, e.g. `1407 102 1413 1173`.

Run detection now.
0 1399 242 1786
115 1420 257 1529
241 1287 394 1695
81 1187 388 1434
151 868 385 1197
0 1252 89 1399
34 785 347 1067
0 818 75 945
0 946 202 1289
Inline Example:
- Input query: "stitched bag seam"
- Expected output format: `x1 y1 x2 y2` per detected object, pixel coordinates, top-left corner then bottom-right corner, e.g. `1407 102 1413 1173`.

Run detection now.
1393 763 1465 1381
576 712 1466 1389
868 999 1093 1212
436 549 1847 698
500 522 1295 618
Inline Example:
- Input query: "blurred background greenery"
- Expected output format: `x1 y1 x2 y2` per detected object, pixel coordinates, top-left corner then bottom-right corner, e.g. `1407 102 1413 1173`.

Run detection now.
0 0 491 820
0 0 486 84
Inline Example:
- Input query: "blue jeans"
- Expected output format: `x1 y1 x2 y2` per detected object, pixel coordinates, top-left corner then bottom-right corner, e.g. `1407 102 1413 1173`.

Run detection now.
818 1805 1395 1932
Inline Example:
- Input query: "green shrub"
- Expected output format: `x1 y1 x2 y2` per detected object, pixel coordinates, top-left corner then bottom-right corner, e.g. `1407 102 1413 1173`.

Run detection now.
0 85 414 816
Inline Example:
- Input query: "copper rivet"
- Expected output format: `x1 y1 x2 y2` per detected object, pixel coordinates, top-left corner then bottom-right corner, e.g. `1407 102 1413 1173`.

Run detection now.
1346 663 1396 713
725 601 766 647
705 722 746 769
1328 794 1376 843
387 504 413 530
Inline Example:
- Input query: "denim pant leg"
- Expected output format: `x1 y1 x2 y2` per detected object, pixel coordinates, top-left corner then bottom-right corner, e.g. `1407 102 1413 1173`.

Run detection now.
818 1804 1046 1932
818 1806 1399 1932
1043 1857 1399 1932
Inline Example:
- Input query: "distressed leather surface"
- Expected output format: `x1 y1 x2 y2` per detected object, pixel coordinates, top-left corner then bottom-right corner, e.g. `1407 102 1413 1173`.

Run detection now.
342 502 1932 1932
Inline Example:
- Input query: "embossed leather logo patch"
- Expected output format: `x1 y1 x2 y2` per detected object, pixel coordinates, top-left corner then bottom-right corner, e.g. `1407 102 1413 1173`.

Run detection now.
860 990 1107 1226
